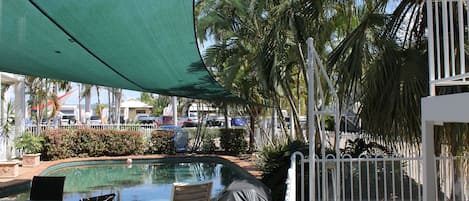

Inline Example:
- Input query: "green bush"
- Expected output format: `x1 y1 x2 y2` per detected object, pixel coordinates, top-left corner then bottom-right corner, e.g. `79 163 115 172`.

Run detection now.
41 128 144 160
201 138 216 153
14 132 45 154
219 128 247 154
147 130 175 154
259 140 307 201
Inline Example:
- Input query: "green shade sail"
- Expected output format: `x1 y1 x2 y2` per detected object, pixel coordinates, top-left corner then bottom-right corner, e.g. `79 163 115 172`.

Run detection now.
0 0 239 101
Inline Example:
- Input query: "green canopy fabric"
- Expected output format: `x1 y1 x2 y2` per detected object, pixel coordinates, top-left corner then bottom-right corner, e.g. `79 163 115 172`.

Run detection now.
0 0 240 101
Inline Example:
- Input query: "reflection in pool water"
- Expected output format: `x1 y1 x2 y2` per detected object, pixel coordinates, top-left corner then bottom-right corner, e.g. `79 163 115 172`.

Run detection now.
4 159 250 201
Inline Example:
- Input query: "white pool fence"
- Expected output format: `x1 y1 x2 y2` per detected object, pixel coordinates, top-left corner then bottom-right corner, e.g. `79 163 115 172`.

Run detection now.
286 151 469 201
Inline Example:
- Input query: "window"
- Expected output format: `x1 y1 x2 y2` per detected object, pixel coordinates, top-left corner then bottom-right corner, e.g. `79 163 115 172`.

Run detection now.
136 110 146 114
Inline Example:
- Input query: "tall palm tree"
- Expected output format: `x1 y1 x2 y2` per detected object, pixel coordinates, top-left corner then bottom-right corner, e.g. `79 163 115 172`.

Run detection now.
196 0 362 142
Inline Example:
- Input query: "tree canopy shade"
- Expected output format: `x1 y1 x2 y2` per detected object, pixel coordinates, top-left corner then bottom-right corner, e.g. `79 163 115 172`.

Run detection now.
0 0 241 101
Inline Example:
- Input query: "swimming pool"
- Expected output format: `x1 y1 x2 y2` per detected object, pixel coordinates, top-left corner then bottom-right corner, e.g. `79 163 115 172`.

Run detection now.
1 157 255 201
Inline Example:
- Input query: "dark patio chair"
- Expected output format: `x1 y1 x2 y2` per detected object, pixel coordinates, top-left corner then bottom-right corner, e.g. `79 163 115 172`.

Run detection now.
30 176 66 201
79 193 116 201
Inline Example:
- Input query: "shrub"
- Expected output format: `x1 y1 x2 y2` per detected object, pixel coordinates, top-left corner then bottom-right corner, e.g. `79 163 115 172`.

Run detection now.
259 140 307 201
14 132 45 154
201 138 216 153
219 128 247 154
41 129 75 160
147 130 175 154
105 129 145 156
41 128 144 160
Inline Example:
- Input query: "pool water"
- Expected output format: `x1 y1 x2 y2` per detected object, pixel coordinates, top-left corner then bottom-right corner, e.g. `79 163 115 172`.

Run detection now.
2 158 251 201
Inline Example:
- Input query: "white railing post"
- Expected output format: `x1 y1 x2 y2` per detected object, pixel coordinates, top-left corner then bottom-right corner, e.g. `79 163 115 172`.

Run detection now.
426 0 436 96
286 152 305 201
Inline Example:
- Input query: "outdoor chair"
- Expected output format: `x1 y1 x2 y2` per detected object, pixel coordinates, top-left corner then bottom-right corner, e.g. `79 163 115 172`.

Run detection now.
30 176 66 201
170 181 212 201
79 193 116 201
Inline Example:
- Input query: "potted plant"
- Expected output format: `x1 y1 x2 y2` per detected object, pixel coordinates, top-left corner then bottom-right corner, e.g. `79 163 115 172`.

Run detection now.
14 132 44 167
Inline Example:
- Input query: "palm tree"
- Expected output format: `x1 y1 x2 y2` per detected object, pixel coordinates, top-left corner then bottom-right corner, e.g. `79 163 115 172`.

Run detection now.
326 0 429 144
196 0 356 143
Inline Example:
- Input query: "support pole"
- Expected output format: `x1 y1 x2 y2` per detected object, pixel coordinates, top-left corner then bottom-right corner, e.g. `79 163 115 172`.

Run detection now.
426 0 436 96
422 120 437 201
14 80 25 158
306 37 316 201
172 96 178 126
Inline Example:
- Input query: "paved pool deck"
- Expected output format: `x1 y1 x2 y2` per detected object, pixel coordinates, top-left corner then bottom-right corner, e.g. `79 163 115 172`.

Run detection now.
0 154 262 190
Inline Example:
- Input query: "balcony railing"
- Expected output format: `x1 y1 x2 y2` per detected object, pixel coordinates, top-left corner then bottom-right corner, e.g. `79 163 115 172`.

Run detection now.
427 0 469 95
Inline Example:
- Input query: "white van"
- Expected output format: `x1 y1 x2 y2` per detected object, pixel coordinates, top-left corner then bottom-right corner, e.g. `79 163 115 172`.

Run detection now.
60 105 78 125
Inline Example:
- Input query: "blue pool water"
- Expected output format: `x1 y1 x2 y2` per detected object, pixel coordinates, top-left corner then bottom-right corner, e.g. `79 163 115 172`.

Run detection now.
1 157 253 201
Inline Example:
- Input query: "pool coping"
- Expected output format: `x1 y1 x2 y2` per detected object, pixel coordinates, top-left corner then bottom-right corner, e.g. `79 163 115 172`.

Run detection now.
0 154 262 194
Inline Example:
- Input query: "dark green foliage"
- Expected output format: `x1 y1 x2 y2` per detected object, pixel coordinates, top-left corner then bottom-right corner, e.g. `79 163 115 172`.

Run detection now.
147 130 175 154
219 128 247 154
41 128 144 160
341 138 390 157
201 138 216 153
259 140 307 201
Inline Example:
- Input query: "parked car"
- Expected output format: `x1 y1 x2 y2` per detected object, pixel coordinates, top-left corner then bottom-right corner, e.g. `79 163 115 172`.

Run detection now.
89 115 102 124
159 125 189 152
206 115 225 127
182 114 199 127
231 117 246 127
158 115 174 126
137 115 157 124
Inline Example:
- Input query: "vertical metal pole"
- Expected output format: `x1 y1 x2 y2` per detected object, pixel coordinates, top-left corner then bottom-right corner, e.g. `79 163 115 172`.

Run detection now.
457 0 465 76
307 37 316 201
172 96 178 126
424 1 438 199
442 0 450 78
426 0 436 96
422 120 437 201
14 79 25 147
78 83 81 123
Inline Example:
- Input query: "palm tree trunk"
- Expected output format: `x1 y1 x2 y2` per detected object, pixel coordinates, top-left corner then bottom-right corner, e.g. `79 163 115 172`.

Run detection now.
224 104 229 129
282 79 304 140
